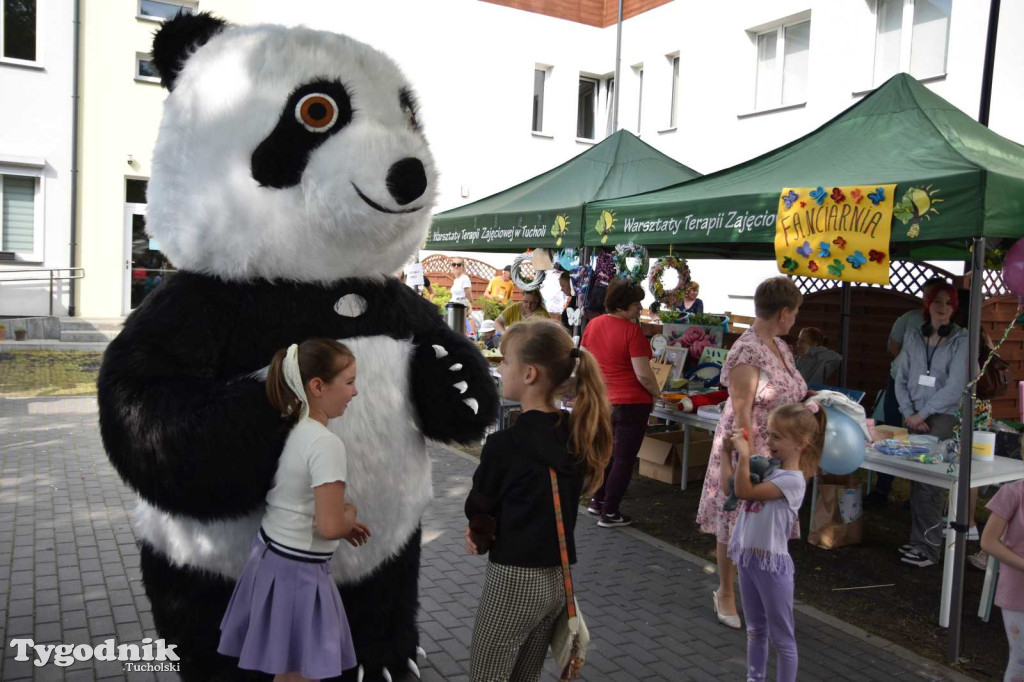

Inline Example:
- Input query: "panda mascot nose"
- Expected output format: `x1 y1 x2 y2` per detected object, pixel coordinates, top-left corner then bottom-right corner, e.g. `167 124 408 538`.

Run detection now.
386 157 427 206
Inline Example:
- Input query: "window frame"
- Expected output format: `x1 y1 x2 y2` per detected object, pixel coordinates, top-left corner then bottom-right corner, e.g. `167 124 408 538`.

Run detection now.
0 0 41 67
872 0 951 85
633 63 644 135
135 52 161 84
0 163 45 263
751 16 811 112
576 75 599 141
532 66 551 134
667 53 680 129
137 0 198 24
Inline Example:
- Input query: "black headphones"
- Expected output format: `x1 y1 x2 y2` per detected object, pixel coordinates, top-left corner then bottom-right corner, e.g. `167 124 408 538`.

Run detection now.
921 322 953 338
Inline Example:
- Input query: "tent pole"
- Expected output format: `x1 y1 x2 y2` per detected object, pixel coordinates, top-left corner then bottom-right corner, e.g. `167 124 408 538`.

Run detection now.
838 282 852 387
612 0 623 131
948 237 984 662
978 0 1001 127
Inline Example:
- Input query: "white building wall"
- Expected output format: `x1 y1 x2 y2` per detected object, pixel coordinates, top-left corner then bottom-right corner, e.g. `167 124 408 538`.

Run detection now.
0 0 76 317
68 0 1024 318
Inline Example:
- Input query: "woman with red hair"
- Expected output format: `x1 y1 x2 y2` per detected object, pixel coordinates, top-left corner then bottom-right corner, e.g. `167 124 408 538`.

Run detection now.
893 282 970 568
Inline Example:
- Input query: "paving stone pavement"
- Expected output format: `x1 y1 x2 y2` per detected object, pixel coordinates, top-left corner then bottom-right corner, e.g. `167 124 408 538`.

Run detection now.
0 397 973 681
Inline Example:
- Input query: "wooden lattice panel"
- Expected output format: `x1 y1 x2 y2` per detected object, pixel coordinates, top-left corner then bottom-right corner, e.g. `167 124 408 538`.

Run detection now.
420 254 530 303
793 260 959 296
984 269 1010 297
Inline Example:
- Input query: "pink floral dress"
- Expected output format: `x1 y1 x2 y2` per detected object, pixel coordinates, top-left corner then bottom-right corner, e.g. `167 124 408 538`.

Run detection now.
696 328 807 543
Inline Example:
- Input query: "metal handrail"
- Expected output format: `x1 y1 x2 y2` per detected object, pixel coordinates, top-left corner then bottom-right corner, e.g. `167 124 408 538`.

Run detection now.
0 267 85 316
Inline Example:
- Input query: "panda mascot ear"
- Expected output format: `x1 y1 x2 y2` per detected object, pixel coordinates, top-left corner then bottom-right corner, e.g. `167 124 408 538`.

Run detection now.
151 11 227 91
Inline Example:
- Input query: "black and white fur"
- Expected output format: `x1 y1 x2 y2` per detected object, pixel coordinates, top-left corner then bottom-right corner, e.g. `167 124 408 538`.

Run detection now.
98 14 497 682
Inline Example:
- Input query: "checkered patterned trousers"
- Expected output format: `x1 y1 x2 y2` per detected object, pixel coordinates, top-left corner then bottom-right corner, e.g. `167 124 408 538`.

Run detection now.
470 561 566 682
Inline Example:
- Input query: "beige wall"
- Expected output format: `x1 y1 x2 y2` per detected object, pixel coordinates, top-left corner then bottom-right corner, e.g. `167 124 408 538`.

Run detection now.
75 0 252 317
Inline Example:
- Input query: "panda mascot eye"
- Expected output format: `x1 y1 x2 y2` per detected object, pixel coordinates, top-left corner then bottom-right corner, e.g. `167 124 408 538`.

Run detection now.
295 93 339 133
399 89 419 130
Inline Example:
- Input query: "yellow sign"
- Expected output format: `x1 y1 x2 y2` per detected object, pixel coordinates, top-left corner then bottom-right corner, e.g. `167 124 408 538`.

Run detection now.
774 184 896 285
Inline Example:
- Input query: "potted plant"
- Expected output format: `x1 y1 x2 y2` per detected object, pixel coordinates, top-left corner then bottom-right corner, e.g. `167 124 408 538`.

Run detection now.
14 326 26 341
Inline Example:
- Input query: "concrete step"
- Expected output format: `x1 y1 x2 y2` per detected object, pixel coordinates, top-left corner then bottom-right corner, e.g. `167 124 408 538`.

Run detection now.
59 318 125 332
60 330 119 343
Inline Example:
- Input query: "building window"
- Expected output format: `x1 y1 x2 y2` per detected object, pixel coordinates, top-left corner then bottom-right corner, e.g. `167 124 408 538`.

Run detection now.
532 68 547 133
1 173 39 259
668 54 679 128
1 0 37 62
577 77 598 140
873 0 951 85
136 53 161 83
138 0 197 22
754 19 810 110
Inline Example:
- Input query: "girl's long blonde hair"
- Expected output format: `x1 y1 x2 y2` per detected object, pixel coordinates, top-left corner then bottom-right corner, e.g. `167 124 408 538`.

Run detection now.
499 319 613 496
770 403 828 478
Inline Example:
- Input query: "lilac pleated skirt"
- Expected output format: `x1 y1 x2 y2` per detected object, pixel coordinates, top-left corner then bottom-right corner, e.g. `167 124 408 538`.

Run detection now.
218 532 357 679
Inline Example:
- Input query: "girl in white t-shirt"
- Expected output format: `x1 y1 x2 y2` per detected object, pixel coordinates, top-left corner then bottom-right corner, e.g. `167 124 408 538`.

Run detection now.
219 338 370 682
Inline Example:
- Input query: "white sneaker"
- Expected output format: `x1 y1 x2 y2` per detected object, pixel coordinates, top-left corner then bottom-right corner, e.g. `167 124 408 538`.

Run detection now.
968 550 989 571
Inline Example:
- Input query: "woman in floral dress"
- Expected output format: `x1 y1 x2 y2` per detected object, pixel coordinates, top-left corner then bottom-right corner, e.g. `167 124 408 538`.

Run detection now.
696 277 807 629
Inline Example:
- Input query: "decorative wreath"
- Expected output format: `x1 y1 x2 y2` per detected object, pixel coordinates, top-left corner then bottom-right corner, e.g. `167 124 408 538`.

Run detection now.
649 256 692 309
612 242 649 282
511 252 547 291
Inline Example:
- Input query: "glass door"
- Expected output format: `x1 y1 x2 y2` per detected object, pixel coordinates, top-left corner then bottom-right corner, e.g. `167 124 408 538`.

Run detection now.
123 203 175 314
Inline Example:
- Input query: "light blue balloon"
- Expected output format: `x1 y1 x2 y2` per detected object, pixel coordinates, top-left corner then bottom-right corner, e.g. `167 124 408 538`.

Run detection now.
820 406 866 475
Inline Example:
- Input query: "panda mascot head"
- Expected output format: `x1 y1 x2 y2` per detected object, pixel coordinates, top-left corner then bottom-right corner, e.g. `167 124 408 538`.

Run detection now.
147 12 436 282
98 14 498 681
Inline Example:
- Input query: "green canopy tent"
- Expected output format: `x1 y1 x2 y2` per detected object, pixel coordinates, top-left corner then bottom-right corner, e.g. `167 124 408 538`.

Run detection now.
425 129 700 252
583 73 1024 259
584 73 1024 643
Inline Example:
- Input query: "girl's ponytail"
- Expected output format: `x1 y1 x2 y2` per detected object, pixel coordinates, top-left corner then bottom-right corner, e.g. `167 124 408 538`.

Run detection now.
771 402 828 478
570 348 613 496
266 347 301 422
802 408 828 478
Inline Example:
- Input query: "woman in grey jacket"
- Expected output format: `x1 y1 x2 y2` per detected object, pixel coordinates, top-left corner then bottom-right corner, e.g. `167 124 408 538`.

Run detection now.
893 282 969 568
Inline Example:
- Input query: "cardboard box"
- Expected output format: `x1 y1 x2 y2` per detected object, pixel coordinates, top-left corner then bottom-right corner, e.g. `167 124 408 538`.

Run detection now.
637 430 714 485
874 425 909 443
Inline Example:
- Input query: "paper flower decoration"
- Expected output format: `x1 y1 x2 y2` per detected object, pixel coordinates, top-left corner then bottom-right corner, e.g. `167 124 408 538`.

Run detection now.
827 259 845 277
818 242 831 259
869 249 886 264
846 251 867 269
782 190 799 209
808 260 819 272
810 186 827 205
850 188 863 204
796 241 813 258
868 187 886 205
782 256 799 273
832 236 847 250
831 187 846 203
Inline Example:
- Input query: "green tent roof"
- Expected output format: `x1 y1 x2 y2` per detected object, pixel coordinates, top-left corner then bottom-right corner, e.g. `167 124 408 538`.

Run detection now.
425 129 700 251
584 74 1024 260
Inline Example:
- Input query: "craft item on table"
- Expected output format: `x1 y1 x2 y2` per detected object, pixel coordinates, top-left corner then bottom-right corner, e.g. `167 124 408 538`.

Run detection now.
846 251 867 269
650 334 668 355
648 256 692 309
723 456 782 512
874 440 931 457
612 242 649 282
663 323 722 366
511 252 546 291
677 389 729 413
810 186 827 205
832 236 847 249
551 215 571 247
594 209 616 244
683 363 722 389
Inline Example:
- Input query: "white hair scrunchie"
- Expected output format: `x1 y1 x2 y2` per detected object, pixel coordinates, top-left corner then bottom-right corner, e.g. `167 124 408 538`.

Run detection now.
283 343 310 420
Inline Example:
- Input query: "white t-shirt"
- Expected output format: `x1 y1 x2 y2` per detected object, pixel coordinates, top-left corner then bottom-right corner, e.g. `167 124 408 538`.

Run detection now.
261 419 348 553
450 274 472 305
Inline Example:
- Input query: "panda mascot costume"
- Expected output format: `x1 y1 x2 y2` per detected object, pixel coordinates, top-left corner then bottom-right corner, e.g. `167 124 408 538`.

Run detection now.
98 13 497 681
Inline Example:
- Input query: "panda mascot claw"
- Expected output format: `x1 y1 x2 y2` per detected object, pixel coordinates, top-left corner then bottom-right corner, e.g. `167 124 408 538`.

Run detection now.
98 14 497 682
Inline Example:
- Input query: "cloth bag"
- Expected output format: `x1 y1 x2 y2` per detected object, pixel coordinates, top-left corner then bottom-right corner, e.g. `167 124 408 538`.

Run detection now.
808 474 863 549
548 468 589 680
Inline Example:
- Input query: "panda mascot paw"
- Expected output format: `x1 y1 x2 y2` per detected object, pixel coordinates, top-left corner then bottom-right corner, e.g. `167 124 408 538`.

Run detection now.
98 13 496 681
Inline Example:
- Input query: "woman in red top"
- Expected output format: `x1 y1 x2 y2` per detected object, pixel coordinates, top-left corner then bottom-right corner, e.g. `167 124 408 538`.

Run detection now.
581 278 661 527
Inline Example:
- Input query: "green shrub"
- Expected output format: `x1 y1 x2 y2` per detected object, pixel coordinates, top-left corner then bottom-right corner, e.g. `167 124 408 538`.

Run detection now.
688 312 724 326
432 285 451 315
473 297 506 321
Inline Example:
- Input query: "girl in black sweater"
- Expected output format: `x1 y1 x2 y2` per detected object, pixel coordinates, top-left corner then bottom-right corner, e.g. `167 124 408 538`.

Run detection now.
465 319 613 681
